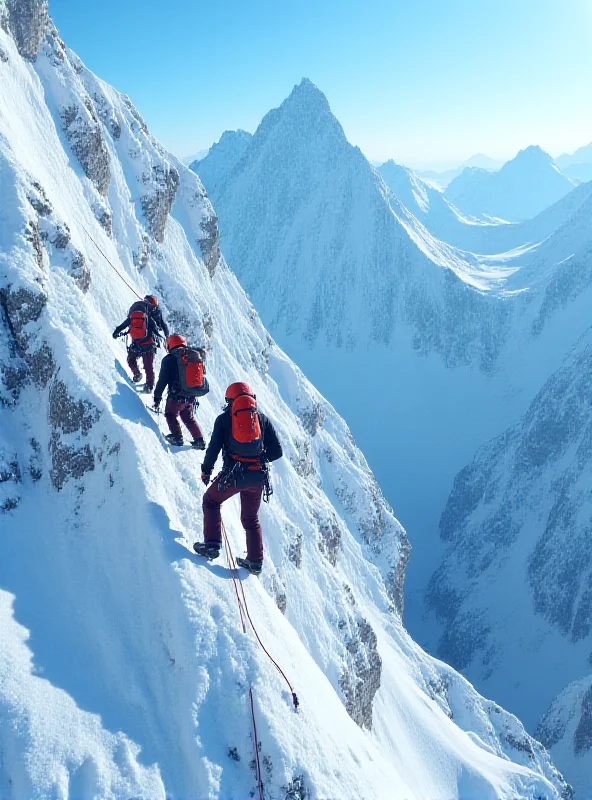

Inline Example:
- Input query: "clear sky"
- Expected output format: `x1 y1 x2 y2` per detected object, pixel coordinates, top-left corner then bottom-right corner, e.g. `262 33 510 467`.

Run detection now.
49 0 592 167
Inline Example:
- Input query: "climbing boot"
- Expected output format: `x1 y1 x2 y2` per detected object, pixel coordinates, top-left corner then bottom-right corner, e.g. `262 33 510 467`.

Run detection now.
193 541 221 560
141 384 154 394
132 371 142 383
164 433 184 446
190 438 206 450
236 557 263 575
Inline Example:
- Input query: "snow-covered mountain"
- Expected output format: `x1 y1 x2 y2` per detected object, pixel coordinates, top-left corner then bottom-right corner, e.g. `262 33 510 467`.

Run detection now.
190 129 252 201
378 159 592 255
445 146 576 222
414 153 504 187
556 142 592 182
190 75 592 795
426 330 592 798
0 6 571 799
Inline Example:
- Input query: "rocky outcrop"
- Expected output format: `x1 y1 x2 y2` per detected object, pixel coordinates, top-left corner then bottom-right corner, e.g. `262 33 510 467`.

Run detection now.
60 98 111 195
141 164 179 243
199 214 220 277
0 446 21 512
339 617 382 729
6 0 48 60
48 379 100 490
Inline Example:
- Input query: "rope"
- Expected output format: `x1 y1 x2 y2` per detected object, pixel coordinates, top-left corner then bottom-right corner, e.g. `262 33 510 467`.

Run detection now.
221 522 263 799
81 224 143 300
221 520 299 710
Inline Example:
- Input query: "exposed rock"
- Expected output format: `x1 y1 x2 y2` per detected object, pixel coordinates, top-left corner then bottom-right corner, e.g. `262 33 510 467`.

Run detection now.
199 214 220 277
574 684 592 754
48 380 100 491
0 448 21 513
26 181 52 216
6 0 48 60
0 286 47 350
28 438 42 482
291 438 316 479
0 45 8 63
70 249 90 293
93 205 112 236
25 220 44 269
315 511 341 566
339 617 382 729
298 400 324 437
203 312 214 340
122 94 148 135
133 233 150 270
284 775 310 800
285 524 302 568
50 222 71 250
141 164 180 243
60 99 110 195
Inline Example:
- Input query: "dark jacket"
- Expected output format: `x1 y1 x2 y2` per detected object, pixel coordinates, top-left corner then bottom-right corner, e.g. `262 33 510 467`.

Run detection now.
154 352 184 405
113 301 169 343
202 407 283 476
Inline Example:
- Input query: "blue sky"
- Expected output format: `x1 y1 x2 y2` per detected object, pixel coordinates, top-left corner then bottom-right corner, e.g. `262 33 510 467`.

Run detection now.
50 0 592 167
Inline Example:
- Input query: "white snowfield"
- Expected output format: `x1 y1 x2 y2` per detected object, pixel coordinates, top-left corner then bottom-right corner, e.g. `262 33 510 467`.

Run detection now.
194 79 592 797
0 10 572 800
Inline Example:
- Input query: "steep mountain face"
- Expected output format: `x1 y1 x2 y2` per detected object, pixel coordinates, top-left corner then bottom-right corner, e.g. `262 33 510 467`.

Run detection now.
556 142 592 179
191 77 592 795
426 332 592 798
190 128 252 203
0 10 571 800
445 146 576 222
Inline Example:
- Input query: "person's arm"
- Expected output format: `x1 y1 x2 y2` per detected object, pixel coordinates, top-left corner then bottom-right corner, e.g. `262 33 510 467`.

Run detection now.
202 415 225 476
263 417 283 462
113 317 130 337
154 309 169 337
153 356 172 406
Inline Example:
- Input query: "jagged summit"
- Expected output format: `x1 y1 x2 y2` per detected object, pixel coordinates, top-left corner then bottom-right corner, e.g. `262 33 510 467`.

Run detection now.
506 144 555 168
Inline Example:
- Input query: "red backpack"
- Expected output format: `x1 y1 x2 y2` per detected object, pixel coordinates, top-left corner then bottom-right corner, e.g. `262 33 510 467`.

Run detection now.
172 347 210 398
128 301 152 344
229 394 264 463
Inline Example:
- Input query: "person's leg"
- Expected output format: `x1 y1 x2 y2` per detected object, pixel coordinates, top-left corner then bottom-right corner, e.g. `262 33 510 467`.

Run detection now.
240 483 264 562
127 350 141 380
164 397 183 436
179 401 203 440
203 482 240 548
142 350 155 387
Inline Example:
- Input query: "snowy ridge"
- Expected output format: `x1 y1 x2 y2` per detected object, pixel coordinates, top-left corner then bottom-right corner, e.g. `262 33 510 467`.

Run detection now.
0 11 571 800
444 146 576 223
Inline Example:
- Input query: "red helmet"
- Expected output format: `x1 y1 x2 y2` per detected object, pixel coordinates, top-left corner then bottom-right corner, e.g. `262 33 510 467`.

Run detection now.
166 334 186 352
145 295 158 307
225 382 253 402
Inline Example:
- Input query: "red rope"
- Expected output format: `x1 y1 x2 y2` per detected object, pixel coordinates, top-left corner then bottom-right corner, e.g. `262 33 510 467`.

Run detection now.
222 520 299 710
221 523 263 799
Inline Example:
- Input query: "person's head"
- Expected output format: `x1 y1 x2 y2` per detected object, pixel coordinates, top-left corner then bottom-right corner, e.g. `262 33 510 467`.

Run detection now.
225 382 254 404
145 295 158 307
166 334 186 352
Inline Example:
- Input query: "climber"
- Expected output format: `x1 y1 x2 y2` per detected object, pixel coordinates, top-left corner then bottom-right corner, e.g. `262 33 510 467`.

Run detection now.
193 382 283 575
112 295 169 392
153 335 209 449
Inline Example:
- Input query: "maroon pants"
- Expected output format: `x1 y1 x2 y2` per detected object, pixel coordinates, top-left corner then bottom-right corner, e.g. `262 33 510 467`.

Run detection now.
165 397 203 440
128 349 155 386
203 480 264 562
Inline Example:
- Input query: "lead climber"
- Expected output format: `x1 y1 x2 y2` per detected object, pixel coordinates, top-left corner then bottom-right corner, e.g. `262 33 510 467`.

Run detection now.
193 382 283 574
153 335 209 449
112 295 169 392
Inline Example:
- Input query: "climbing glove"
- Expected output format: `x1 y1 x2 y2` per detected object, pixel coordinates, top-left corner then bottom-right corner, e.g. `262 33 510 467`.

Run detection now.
112 330 118 339
201 472 211 486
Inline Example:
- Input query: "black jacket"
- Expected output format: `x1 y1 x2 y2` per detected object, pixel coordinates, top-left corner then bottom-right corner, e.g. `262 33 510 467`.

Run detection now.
153 352 183 405
113 302 169 342
202 407 283 476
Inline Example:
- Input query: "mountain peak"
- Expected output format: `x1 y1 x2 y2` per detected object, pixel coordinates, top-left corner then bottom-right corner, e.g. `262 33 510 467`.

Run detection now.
284 77 332 113
511 145 554 166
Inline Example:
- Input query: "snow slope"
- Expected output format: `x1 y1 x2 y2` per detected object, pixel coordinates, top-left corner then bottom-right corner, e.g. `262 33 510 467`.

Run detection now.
427 331 592 798
0 7 570 799
444 146 576 222
190 129 252 206
190 76 592 795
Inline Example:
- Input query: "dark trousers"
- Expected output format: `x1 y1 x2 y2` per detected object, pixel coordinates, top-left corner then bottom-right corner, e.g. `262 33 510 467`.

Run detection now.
128 349 155 386
203 480 264 562
165 397 203 440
